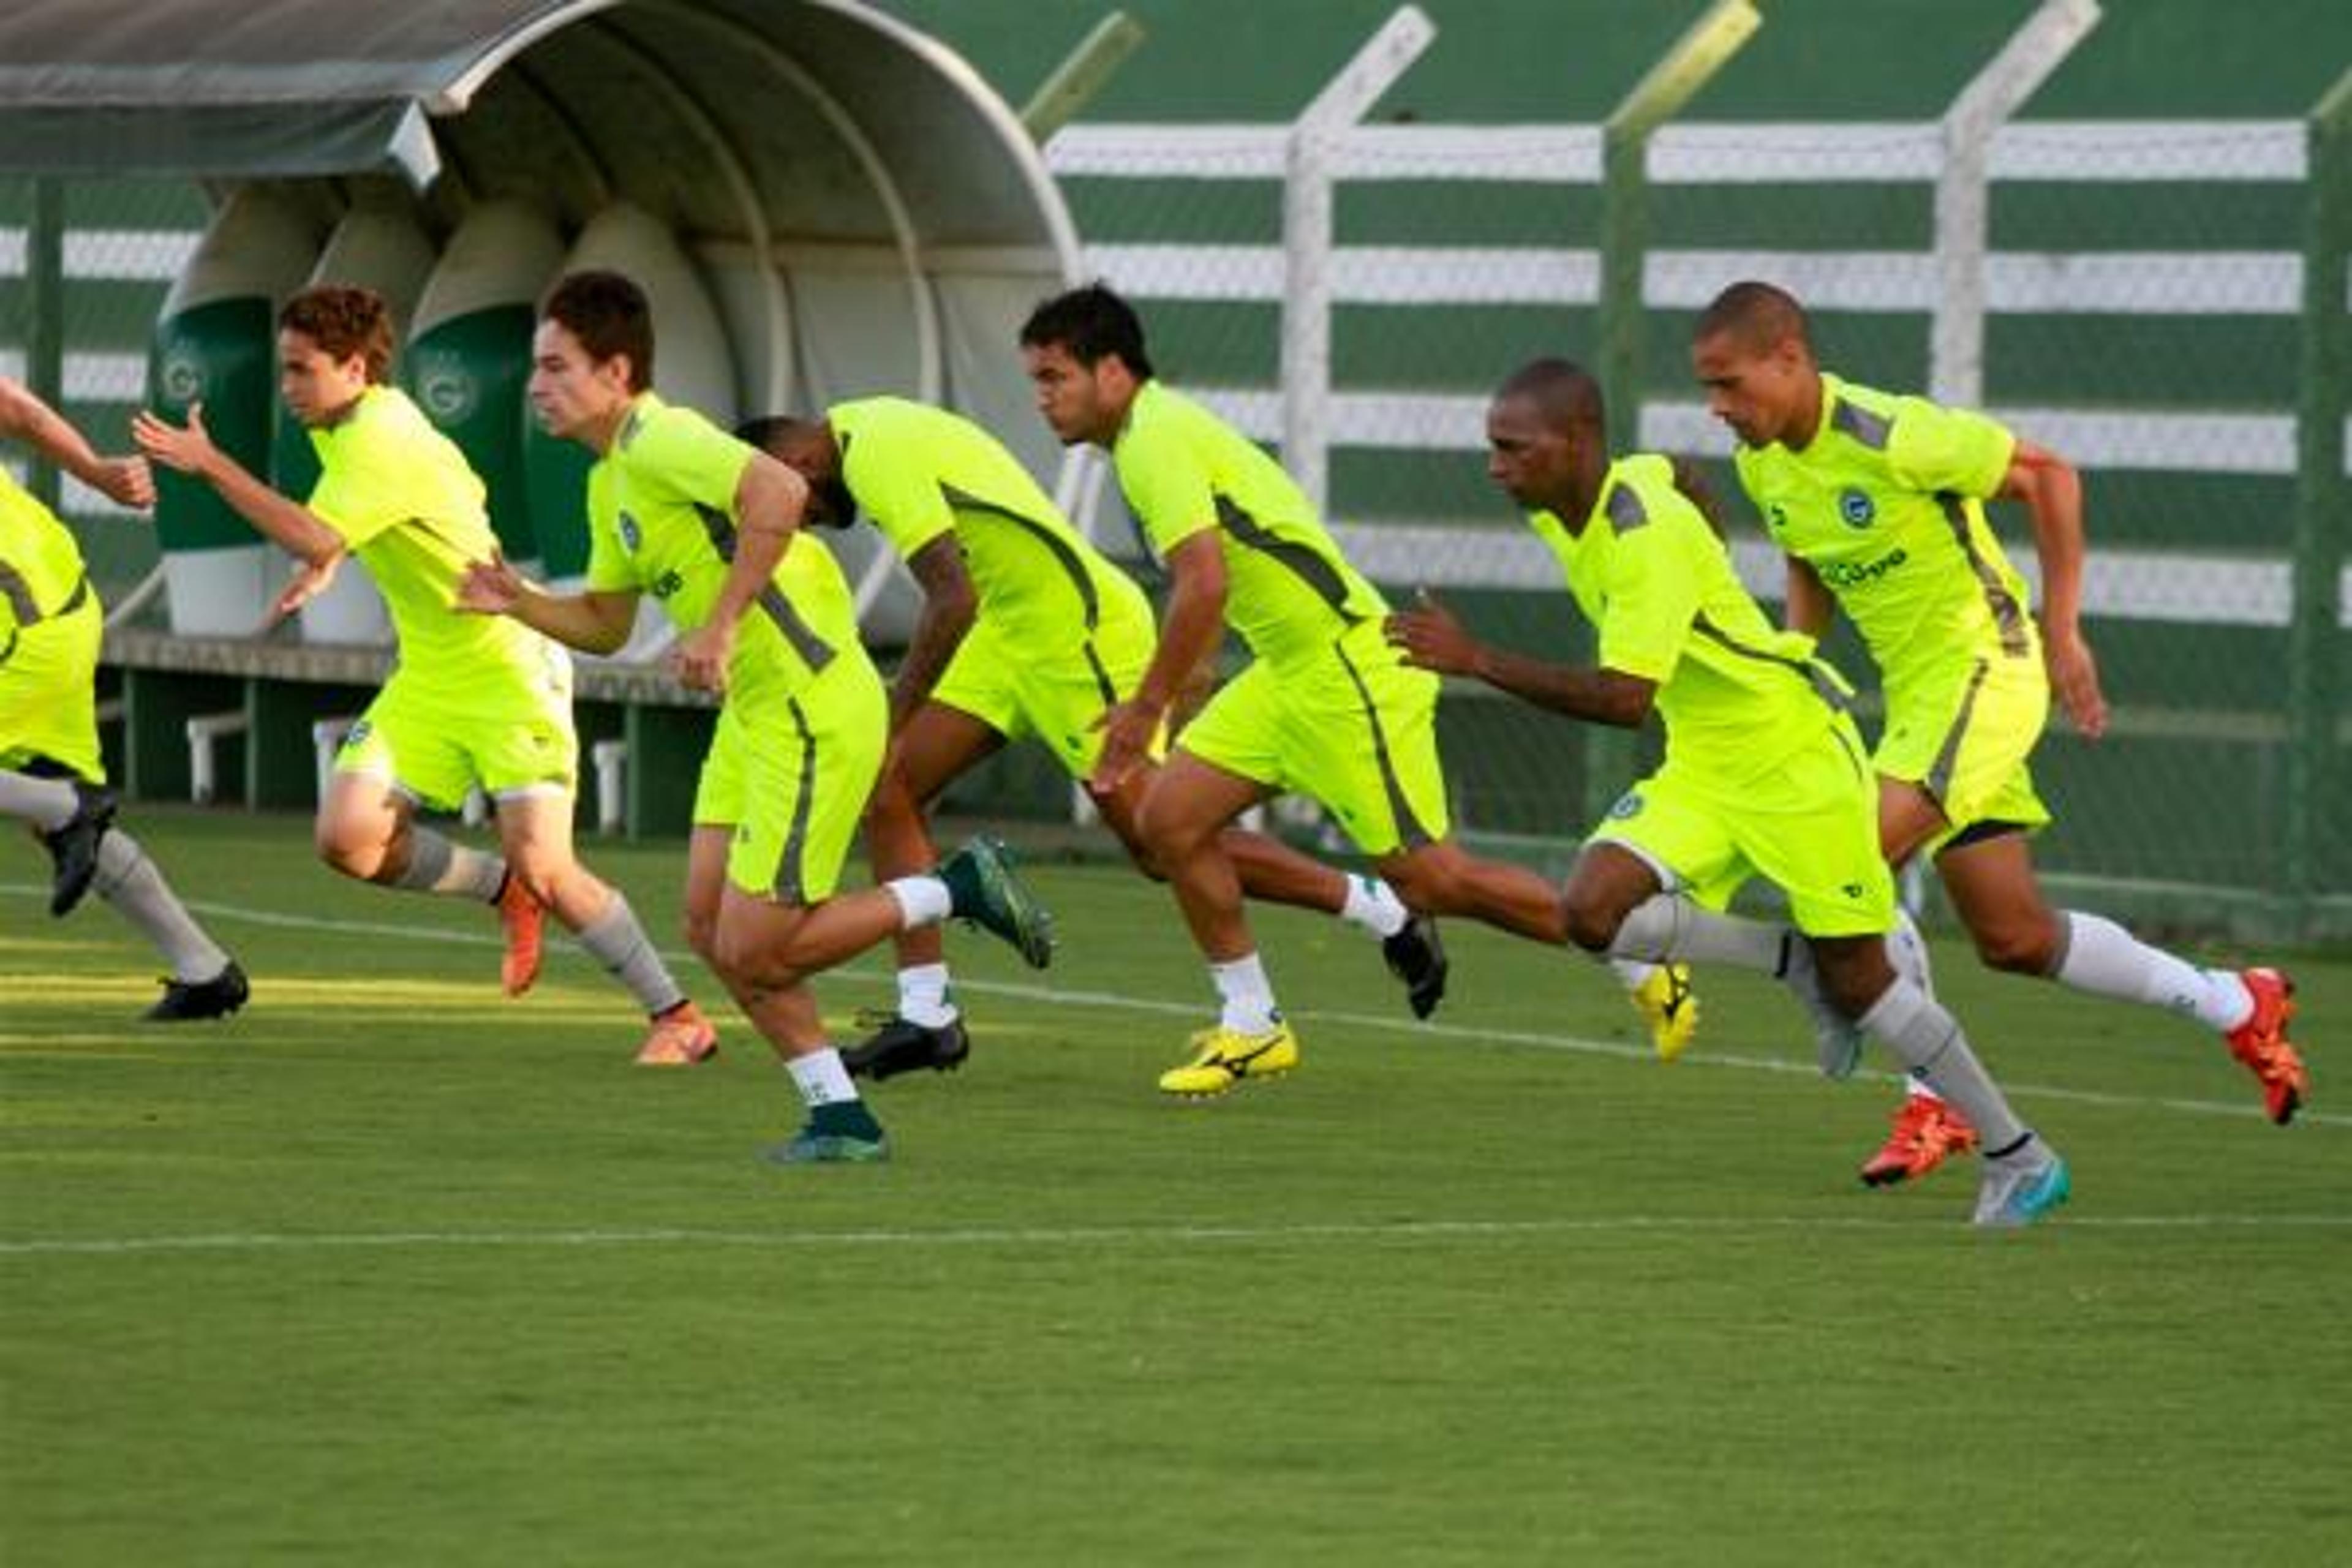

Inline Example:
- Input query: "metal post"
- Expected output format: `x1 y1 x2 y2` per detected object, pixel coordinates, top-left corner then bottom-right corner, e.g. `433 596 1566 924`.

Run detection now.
1928 0 2101 405
1591 0 1758 822
24 178 66 511
2285 64 2352 938
1281 5 1434 513
1022 12 1147 143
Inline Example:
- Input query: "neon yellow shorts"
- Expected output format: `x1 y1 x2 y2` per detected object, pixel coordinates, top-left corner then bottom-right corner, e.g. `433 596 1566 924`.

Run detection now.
929 598 1157 779
0 590 104 783
1177 620 1450 857
1593 716 1894 938
336 645 578 812
695 654 888 903
1876 652 2051 846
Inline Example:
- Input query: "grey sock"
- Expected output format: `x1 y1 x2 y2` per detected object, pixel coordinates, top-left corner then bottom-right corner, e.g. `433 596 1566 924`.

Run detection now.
1858 979 2026 1151
0 769 79 832
575 892 686 1014
93 829 230 981
393 827 507 901
1607 894 1788 973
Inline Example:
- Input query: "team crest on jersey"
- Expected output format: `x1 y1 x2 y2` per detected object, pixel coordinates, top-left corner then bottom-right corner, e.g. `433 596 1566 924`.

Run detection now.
1766 503 1790 531
618 510 643 552
1838 488 1875 528
1608 791 1645 821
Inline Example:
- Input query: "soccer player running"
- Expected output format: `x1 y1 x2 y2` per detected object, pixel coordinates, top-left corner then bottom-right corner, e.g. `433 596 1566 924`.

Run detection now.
1388 358 2068 1226
1021 283 1654 1097
457 270 1053 1163
133 285 714 1063
1689 280 2305 1186
1 377 247 1019
737 398 1447 1082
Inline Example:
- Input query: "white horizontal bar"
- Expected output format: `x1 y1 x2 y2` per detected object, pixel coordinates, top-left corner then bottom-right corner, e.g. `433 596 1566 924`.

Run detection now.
1050 119 2305 186
1183 383 2322 478
1324 521 2348 629
0 349 149 402
0 227 199 281
1086 243 2308 315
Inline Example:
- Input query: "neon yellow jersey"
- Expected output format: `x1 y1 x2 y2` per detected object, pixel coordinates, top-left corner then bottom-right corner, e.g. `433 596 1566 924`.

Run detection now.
1110 380 1387 669
1534 454 1848 782
1734 372 2036 691
0 469 89 646
586 392 860 701
830 396 1150 641
307 385 551 687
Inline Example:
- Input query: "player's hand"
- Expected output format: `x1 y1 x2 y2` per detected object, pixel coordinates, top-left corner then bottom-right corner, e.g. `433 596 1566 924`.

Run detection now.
130 402 217 478
89 454 155 510
1385 587 1483 677
266 551 343 626
2045 626 2108 740
1088 697 1161 794
672 620 734 693
454 551 525 616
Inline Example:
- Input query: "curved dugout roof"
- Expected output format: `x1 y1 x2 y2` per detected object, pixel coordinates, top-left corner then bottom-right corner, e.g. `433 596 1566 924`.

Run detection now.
0 0 1082 465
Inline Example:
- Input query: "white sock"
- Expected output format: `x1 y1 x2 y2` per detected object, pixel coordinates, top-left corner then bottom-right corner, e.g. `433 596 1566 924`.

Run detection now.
1338 874 1409 939
885 875 953 929
1905 1072 1945 1106
393 827 507 901
1210 952 1281 1034
1608 958 1659 993
0 769 79 832
897 962 959 1027
1856 979 2025 1152
1888 907 1935 997
2052 911 2253 1033
574 892 686 1015
92 829 230 981
1607 894 1787 973
786 1047 861 1109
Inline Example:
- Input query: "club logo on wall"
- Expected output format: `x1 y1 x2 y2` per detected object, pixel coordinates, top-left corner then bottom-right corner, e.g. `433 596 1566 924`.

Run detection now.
413 355 478 426
157 350 206 407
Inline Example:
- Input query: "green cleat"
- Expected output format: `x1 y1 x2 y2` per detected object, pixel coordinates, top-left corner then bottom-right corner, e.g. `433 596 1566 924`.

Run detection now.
937 835 1055 970
765 1128 892 1166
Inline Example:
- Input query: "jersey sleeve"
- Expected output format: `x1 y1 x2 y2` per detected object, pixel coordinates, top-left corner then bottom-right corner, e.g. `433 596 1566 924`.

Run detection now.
841 421 954 560
1594 507 1704 685
305 423 407 549
1112 418 1218 557
1888 397 2015 500
632 405 757 515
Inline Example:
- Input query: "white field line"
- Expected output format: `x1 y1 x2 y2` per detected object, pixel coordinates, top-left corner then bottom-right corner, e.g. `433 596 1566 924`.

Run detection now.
6 1212 2351 1259
4 884 2342 1130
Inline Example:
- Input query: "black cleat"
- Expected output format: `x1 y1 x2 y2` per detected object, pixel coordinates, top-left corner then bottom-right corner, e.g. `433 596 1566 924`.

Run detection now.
40 781 116 918
843 1011 971 1082
144 960 249 1022
1382 914 1449 1020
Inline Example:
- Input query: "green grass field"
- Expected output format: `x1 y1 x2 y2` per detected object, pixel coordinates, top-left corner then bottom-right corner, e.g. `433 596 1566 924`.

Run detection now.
4 808 2346 1566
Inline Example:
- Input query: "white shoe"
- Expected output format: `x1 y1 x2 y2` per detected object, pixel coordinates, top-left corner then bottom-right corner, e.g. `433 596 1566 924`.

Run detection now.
1972 1140 2072 1228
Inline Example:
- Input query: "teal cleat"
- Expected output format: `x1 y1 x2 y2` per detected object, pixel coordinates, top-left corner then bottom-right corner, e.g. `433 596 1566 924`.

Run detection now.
937 834 1055 970
1972 1144 2070 1228
764 1126 891 1166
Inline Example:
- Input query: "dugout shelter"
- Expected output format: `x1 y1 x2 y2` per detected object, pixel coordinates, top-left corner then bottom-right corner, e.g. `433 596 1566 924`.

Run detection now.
0 0 1084 831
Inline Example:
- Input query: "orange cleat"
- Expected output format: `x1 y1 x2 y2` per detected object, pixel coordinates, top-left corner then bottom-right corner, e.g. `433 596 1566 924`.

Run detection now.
635 1001 720 1066
2226 968 2306 1126
1859 1093 1978 1188
497 875 546 997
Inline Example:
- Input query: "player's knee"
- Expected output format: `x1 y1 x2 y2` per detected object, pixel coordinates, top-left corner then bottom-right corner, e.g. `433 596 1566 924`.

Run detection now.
682 905 723 964
314 826 380 881
1558 886 1624 954
1971 920 2058 976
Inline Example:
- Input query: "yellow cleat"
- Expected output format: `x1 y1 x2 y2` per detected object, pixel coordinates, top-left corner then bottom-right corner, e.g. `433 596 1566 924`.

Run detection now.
1631 963 1700 1062
1157 1020 1300 1098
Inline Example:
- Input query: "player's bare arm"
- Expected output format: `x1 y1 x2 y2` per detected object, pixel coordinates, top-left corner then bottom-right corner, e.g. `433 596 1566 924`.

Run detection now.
131 402 342 565
455 551 638 655
1 377 155 509
889 533 979 728
1093 530 1224 791
674 451 807 693
2000 437 2108 739
1783 554 1835 638
1387 587 1654 728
